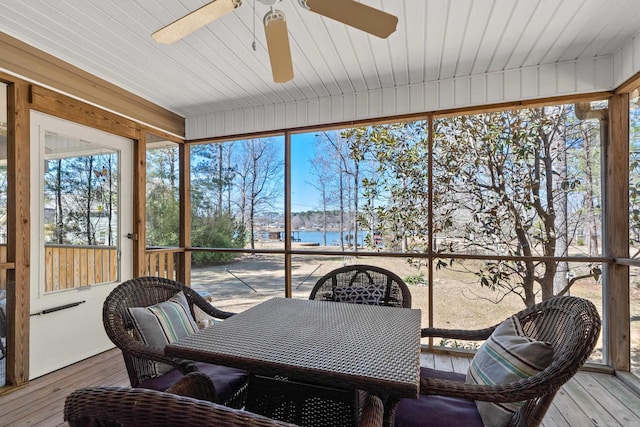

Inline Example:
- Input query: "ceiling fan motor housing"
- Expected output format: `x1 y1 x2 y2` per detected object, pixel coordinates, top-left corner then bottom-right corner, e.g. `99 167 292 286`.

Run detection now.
257 0 282 7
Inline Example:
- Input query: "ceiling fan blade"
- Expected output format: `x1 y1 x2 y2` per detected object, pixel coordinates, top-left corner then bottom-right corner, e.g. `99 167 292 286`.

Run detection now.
264 10 294 83
301 0 397 39
152 0 242 44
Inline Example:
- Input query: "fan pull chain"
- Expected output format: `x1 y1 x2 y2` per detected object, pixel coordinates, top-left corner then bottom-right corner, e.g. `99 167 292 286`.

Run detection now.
251 0 257 51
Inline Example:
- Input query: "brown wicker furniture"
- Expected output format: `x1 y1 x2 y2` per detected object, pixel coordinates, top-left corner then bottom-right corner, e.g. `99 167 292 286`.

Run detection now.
102 276 248 408
395 296 601 427
309 265 412 308
64 386 298 427
64 385 385 427
165 297 421 426
0 302 6 361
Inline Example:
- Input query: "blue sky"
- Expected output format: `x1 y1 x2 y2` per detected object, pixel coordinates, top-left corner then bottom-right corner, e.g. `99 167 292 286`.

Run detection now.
290 132 320 212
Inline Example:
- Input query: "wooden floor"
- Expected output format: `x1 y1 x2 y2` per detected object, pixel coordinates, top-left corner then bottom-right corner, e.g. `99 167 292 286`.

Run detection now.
1 348 639 426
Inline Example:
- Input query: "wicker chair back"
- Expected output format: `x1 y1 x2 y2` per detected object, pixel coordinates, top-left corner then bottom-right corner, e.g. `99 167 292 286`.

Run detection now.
309 264 412 308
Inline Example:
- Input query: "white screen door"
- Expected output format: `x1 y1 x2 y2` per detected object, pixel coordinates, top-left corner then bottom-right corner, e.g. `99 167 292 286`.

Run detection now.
29 111 133 378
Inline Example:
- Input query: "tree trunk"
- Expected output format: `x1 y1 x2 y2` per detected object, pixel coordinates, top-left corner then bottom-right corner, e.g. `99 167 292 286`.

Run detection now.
553 134 569 295
583 127 599 256
56 159 64 244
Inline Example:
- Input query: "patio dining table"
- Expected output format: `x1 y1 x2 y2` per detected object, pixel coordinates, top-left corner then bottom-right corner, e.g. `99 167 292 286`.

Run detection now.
165 297 421 426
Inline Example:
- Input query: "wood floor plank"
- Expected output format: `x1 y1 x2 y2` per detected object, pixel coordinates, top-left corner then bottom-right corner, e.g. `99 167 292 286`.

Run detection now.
541 399 571 427
0 349 639 426
580 373 640 426
419 352 435 369
450 355 470 374
433 353 453 371
561 375 621 426
0 348 128 426
545 381 596 427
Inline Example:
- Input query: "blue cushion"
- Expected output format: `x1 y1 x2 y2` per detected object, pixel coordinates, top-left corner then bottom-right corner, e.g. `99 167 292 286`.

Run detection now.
395 368 483 427
139 362 247 404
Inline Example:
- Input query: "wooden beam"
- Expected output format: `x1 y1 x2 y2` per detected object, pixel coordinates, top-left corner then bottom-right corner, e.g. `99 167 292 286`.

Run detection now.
133 131 146 277
187 93 611 145
0 32 184 137
30 86 139 140
6 80 30 386
605 93 630 371
615 71 640 95
284 132 292 298
178 143 191 285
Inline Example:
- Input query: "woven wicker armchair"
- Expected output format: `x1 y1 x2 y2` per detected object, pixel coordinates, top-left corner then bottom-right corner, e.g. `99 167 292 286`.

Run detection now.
64 376 385 427
102 276 248 408
309 264 412 308
395 296 601 427
0 303 6 360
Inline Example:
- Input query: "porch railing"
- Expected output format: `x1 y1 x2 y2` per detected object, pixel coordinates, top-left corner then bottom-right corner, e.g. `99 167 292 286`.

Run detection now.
145 247 182 281
0 244 181 292
44 244 117 292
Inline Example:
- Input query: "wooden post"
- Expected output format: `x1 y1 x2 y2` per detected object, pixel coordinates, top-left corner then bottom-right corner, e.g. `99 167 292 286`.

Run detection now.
605 93 630 371
6 81 30 386
284 132 292 298
179 143 191 285
132 131 146 277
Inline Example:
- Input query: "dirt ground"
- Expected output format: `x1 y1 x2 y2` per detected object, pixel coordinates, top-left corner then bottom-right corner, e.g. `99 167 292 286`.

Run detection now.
191 243 636 370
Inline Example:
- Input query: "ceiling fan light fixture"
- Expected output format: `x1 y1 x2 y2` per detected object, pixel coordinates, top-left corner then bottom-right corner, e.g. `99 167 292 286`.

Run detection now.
152 0 242 44
264 9 294 83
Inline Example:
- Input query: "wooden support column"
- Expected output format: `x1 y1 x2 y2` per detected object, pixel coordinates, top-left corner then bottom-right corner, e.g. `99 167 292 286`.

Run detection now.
605 93 630 371
6 81 30 386
284 132 292 298
178 143 191 285
132 131 146 277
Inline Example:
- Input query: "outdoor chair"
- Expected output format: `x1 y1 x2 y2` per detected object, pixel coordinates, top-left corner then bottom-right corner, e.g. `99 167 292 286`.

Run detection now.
309 264 412 308
102 276 248 408
64 374 385 427
395 296 601 427
0 303 6 361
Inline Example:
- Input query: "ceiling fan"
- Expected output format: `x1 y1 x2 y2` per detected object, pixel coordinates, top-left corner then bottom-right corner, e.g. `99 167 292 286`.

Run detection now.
152 0 398 84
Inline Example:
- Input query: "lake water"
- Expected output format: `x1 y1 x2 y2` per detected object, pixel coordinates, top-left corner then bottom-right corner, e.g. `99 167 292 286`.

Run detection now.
262 230 365 246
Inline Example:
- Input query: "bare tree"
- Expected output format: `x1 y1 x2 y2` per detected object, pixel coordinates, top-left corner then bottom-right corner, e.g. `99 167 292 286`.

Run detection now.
307 153 335 246
232 139 283 249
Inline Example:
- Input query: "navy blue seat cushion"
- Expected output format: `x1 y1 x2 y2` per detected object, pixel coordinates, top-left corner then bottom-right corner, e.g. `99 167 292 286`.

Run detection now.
394 368 484 427
139 362 247 403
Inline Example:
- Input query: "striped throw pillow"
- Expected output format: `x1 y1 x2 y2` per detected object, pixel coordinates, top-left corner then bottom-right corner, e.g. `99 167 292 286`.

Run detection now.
128 291 199 377
466 315 554 427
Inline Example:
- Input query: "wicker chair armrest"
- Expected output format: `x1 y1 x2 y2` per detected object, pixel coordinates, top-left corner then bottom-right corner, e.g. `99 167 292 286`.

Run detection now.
420 326 495 341
197 301 235 319
359 395 384 427
64 387 298 427
125 339 197 374
419 374 552 403
165 371 218 402
186 288 236 319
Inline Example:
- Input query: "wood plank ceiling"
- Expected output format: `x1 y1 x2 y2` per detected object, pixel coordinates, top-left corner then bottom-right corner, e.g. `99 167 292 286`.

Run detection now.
0 0 639 118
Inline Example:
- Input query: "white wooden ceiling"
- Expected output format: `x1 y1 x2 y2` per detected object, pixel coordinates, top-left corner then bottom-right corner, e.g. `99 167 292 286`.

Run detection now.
1 0 639 120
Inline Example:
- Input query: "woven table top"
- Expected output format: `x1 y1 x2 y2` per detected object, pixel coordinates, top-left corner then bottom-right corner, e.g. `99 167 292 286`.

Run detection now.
166 297 421 398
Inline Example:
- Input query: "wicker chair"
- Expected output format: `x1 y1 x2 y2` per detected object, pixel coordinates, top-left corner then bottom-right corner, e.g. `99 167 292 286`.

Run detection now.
64 378 385 427
309 264 412 308
102 276 248 408
395 296 601 427
0 303 6 361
